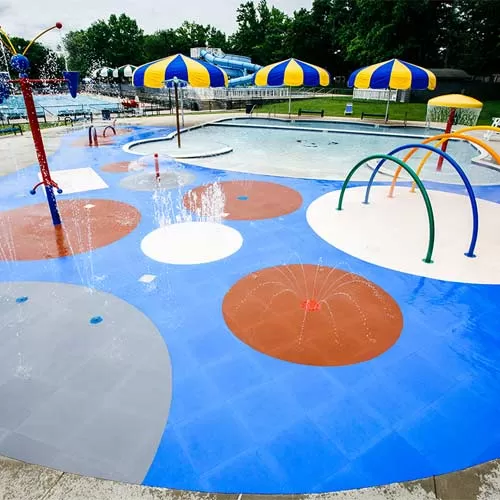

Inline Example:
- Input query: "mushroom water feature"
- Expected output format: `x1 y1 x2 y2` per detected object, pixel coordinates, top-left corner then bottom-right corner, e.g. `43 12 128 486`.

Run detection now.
426 94 483 171
0 22 79 226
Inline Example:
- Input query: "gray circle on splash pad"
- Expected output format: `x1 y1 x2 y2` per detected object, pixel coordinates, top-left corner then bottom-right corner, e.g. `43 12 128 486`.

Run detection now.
120 170 195 191
0 282 172 484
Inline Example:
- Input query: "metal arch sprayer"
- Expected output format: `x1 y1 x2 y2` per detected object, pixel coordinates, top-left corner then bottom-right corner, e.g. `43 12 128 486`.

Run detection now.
337 154 436 264
365 143 479 258
0 22 80 226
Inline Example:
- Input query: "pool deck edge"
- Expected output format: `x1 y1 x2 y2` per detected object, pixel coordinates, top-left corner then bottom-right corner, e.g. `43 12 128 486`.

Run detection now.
1 454 499 500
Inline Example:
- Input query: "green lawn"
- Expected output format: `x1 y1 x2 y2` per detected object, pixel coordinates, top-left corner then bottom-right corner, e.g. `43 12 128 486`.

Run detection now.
259 96 500 126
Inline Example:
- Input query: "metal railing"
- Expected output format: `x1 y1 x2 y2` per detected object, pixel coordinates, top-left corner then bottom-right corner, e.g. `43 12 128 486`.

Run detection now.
353 88 409 102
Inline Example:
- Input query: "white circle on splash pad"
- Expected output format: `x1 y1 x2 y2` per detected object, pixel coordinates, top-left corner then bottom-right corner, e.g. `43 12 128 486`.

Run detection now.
141 221 243 264
306 185 500 284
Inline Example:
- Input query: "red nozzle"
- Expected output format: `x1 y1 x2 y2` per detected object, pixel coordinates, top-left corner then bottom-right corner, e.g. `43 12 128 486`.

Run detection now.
56 22 63 29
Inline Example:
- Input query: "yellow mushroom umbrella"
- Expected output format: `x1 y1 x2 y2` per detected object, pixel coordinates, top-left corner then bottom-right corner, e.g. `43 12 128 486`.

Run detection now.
427 94 483 170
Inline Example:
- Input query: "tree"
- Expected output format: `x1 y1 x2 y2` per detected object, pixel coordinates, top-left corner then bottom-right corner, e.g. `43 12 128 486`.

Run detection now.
442 0 500 75
64 30 95 75
230 0 291 65
143 29 179 62
207 27 229 52
63 2 500 80
64 13 144 75
107 14 144 67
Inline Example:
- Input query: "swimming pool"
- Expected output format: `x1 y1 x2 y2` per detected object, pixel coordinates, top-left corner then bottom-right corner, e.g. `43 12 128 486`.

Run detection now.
126 118 500 185
0 94 119 118
215 117 442 137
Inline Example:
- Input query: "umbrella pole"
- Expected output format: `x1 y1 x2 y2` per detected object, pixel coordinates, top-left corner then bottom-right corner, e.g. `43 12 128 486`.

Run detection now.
174 82 181 148
384 89 391 122
288 87 291 118
180 85 185 127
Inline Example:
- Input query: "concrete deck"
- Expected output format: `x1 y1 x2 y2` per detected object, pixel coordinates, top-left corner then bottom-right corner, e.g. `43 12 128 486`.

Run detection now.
1 455 500 499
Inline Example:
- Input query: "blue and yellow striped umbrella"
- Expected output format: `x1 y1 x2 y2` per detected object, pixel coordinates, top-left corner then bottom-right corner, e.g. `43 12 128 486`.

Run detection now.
133 53 228 88
254 58 330 87
348 59 436 90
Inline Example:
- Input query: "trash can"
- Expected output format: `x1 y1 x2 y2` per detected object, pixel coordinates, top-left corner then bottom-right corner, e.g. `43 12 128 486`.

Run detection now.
245 103 254 114
101 109 111 120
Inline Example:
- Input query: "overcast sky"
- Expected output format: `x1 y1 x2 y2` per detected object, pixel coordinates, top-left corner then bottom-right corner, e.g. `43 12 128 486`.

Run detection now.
1 0 311 49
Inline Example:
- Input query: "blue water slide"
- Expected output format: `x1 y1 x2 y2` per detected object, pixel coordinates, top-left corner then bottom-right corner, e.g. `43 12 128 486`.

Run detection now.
200 49 262 87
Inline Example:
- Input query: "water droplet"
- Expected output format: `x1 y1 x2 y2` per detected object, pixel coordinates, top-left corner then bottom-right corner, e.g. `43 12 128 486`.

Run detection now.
89 316 103 325
15 296 28 303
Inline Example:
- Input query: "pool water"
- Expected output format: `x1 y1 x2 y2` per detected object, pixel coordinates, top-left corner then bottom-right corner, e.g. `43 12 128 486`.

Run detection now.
0 94 118 118
128 121 500 185
218 117 442 137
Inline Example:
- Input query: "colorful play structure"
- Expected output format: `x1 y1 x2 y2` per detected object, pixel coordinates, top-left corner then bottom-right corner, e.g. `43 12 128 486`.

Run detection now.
337 113 500 264
0 23 79 226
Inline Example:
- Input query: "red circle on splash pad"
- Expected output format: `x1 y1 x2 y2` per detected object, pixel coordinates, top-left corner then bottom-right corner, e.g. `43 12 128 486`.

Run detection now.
0 199 140 261
183 181 302 220
222 265 403 366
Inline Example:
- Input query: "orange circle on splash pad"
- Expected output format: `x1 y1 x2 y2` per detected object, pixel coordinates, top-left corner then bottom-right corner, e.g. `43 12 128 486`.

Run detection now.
183 181 302 220
101 161 133 173
0 199 140 261
222 265 403 366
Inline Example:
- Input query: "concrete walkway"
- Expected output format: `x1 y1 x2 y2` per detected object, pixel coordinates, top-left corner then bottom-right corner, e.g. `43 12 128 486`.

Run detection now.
1 455 500 500
0 127 65 176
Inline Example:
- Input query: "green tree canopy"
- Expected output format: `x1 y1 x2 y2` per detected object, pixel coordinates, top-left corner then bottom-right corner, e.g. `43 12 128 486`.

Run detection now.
64 13 143 75
62 0 500 79
230 0 291 65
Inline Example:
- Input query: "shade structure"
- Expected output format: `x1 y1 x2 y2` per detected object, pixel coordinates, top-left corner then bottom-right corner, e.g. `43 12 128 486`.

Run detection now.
113 64 137 79
348 59 436 121
133 53 228 89
428 94 482 109
92 67 113 79
133 54 228 148
254 58 330 87
348 59 436 90
254 58 330 115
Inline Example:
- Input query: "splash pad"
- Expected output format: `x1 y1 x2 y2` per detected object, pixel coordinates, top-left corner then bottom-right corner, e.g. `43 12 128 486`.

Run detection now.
1 66 500 494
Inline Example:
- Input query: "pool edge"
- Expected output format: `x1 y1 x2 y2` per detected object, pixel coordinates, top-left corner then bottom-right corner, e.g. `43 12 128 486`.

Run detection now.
1 453 499 499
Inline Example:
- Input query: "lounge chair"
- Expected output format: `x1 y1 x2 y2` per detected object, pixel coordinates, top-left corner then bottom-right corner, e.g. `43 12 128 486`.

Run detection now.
344 102 353 115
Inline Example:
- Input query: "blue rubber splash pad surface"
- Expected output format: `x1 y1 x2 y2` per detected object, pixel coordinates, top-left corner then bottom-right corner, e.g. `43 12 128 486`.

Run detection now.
0 123 499 494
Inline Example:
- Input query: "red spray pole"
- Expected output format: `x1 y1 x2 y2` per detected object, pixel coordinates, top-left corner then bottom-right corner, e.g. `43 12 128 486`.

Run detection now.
3 22 79 226
19 78 62 224
154 153 160 182
436 107 456 172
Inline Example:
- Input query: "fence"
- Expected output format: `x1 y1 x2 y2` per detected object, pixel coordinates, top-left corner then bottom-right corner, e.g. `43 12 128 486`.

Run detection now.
353 88 409 102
